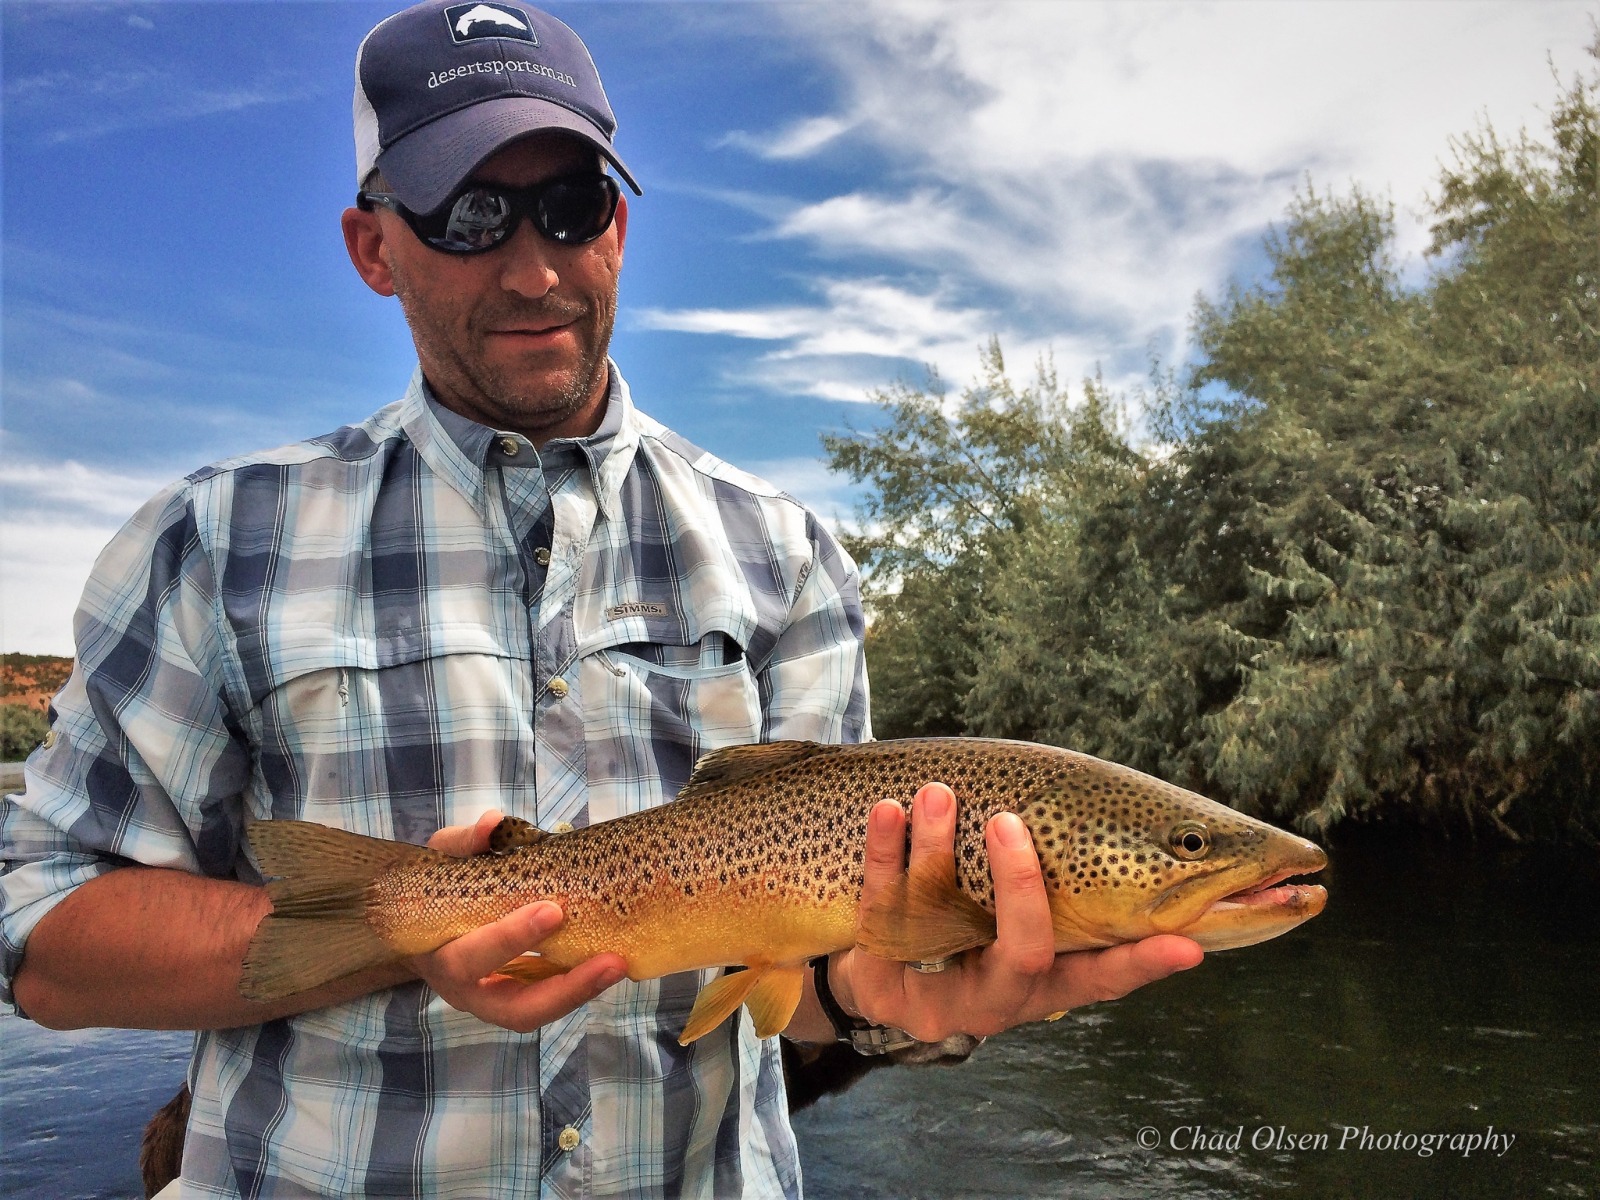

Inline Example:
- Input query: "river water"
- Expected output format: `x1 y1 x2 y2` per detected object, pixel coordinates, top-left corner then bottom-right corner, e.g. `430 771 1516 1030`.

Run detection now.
2 831 1595 1199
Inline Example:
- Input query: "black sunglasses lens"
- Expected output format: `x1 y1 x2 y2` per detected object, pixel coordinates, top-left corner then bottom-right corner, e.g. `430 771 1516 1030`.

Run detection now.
432 188 514 252
408 175 619 252
536 177 619 244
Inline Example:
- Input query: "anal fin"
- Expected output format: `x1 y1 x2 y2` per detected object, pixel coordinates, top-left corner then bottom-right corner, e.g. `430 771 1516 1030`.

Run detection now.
745 965 806 1039
680 968 763 1045
678 962 808 1044
856 854 997 962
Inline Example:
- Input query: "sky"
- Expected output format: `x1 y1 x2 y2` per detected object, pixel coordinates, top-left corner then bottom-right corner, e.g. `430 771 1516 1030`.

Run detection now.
2 0 1594 656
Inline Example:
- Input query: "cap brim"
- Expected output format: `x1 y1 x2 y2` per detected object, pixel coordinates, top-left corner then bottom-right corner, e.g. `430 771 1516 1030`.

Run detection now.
377 95 641 213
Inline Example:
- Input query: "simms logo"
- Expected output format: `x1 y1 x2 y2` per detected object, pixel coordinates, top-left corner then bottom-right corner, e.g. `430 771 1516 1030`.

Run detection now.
605 602 670 620
445 3 537 44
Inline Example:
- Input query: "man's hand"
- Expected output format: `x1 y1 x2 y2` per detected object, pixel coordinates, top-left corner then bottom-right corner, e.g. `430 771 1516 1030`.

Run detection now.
407 811 627 1034
830 784 1203 1042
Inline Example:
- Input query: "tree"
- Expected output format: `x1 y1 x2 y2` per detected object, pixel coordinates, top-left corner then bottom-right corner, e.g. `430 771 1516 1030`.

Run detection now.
1 704 50 761
828 58 1599 840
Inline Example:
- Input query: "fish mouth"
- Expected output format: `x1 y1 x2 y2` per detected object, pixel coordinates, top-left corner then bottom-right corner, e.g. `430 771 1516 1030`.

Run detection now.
1181 862 1328 951
1209 865 1327 911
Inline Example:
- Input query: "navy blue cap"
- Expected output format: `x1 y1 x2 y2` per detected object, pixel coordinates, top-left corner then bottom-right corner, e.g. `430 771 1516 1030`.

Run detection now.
354 1 641 213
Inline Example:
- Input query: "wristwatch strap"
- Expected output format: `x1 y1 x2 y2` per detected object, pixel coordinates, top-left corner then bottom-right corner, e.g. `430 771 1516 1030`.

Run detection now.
812 955 917 1056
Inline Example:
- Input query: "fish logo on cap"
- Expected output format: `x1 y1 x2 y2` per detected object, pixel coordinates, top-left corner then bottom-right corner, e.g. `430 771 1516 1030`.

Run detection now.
446 3 538 44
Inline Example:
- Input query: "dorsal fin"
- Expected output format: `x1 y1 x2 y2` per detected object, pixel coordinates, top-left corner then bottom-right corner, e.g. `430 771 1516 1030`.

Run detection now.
680 741 846 796
488 816 550 854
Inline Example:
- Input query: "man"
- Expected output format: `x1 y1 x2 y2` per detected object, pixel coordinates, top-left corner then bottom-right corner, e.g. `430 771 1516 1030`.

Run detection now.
0 3 1200 1196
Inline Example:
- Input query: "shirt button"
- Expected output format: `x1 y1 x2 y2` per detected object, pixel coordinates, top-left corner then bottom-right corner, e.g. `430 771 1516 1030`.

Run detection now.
558 1125 581 1153
534 547 552 567
552 820 575 834
548 678 570 699
497 436 520 459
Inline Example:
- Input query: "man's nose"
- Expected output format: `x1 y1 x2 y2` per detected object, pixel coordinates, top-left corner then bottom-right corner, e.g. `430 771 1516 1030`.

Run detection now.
495 220 559 298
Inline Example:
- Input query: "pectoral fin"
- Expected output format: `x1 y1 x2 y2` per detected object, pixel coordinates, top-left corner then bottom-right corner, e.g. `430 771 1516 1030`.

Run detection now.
490 955 569 984
856 854 997 962
489 816 550 853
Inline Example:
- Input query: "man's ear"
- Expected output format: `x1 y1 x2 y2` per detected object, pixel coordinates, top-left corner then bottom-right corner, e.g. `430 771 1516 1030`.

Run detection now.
612 194 629 258
343 206 396 297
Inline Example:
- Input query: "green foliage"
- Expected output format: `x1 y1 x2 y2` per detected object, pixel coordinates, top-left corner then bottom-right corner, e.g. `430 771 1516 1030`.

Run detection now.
0 704 50 761
824 342 1141 738
827 62 1600 840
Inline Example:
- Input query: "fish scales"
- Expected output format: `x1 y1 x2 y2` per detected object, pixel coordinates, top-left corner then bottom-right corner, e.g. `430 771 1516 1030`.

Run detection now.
364 740 1032 944
241 737 1329 1041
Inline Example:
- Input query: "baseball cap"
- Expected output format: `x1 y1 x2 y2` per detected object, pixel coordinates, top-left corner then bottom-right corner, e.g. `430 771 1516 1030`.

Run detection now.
354 0 641 214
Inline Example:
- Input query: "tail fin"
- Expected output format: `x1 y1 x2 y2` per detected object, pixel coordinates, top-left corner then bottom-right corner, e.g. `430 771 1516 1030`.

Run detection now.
240 820 430 1003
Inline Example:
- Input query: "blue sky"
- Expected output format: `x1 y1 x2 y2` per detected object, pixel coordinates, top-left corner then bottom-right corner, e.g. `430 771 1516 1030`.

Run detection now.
2 0 1594 655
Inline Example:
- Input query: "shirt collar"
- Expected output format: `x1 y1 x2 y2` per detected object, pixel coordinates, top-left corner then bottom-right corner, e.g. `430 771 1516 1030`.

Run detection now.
399 363 640 522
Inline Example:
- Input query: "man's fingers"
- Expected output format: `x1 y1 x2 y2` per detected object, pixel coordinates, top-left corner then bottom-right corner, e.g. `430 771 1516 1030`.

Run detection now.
446 952 629 1034
858 799 907 906
1050 935 1203 1008
846 801 912 1019
427 809 504 856
985 812 1057 979
477 953 629 1028
907 782 957 869
525 952 629 1009
419 901 562 985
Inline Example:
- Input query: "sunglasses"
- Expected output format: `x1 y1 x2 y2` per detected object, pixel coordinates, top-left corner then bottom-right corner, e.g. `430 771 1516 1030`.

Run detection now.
357 172 621 254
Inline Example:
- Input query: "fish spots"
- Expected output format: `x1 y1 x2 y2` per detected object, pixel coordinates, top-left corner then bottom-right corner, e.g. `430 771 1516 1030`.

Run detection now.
365 738 1301 974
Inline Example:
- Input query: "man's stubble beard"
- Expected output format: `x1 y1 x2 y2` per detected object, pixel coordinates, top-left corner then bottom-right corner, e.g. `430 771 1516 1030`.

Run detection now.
390 256 617 438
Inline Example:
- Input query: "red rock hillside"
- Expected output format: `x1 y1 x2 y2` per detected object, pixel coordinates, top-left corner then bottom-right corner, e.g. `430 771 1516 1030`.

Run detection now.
1 654 74 712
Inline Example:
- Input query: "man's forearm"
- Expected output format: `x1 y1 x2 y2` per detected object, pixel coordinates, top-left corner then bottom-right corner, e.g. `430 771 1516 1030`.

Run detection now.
12 866 413 1030
782 958 848 1046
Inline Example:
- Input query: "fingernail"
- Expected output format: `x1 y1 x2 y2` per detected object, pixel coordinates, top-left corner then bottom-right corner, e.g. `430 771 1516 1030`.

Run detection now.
598 963 628 989
526 902 562 933
870 801 902 835
918 784 952 821
994 812 1030 849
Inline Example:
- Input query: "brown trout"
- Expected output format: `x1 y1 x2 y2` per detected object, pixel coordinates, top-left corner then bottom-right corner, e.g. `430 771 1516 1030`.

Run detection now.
241 738 1327 1043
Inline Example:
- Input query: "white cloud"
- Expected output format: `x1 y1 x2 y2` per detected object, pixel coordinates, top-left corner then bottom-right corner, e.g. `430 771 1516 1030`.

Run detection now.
645 278 992 360
716 0 1596 372
0 520 112 658
4 63 319 144
0 459 179 657
639 277 1012 401
719 114 858 159
0 458 176 524
638 263 1161 419
738 456 861 524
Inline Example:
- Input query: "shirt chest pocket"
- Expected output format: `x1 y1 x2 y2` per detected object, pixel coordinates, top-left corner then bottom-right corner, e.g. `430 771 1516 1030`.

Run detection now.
577 620 762 816
251 627 532 838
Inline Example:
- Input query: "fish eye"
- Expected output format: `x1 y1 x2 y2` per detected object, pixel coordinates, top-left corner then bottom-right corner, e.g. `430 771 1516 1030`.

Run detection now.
1169 821 1210 861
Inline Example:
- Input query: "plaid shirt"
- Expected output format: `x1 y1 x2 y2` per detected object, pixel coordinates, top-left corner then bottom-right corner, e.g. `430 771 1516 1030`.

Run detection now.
0 366 870 1199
